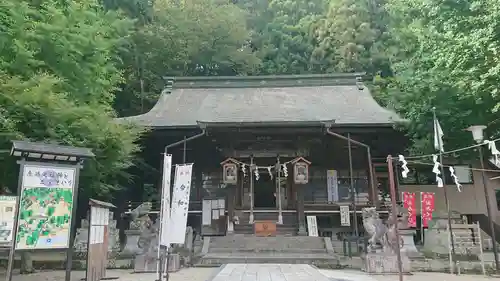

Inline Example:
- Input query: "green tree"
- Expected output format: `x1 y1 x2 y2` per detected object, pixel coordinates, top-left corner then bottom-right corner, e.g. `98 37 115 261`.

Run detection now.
113 0 261 116
379 0 500 154
239 0 327 74
314 0 392 75
0 0 144 196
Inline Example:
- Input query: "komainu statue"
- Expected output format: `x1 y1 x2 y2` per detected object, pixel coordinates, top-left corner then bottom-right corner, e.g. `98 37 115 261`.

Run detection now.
362 207 404 254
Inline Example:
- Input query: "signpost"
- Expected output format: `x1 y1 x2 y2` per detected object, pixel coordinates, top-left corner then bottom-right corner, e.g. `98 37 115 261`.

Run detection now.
340 206 351 226
0 196 16 245
7 140 94 281
86 199 117 281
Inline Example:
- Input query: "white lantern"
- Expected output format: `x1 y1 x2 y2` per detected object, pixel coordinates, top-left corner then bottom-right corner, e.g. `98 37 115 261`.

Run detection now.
466 125 486 143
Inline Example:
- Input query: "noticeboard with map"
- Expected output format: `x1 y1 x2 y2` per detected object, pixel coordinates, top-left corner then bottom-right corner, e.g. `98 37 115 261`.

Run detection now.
15 164 76 250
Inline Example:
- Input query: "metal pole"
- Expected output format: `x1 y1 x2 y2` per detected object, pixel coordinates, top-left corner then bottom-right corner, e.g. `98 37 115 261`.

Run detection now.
6 159 26 281
65 163 83 281
249 156 254 224
387 155 403 281
347 133 358 237
420 192 424 244
478 145 500 271
366 147 378 208
182 136 187 163
326 128 377 208
277 156 283 224
157 149 167 281
165 144 189 281
433 108 458 274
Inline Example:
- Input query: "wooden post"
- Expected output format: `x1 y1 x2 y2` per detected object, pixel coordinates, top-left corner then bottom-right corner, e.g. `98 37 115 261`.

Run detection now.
86 199 117 281
297 185 306 236
387 155 403 281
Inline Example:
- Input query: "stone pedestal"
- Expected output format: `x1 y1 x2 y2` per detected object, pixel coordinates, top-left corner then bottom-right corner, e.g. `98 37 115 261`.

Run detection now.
399 229 421 257
123 229 142 256
74 211 120 258
362 253 411 274
73 217 90 259
133 253 180 273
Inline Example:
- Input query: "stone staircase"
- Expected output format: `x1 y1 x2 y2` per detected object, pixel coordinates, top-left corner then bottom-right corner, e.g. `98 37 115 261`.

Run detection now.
233 211 298 235
197 234 339 266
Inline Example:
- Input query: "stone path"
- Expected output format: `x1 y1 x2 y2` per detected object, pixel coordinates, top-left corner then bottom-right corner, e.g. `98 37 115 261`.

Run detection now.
6 268 216 281
319 269 500 281
4 266 500 281
209 264 331 281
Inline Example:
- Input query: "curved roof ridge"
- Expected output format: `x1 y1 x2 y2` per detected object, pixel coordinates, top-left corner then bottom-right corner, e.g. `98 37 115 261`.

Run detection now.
117 75 403 128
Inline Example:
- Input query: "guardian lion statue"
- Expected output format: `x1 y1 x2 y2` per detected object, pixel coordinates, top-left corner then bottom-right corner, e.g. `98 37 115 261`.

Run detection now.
362 207 404 254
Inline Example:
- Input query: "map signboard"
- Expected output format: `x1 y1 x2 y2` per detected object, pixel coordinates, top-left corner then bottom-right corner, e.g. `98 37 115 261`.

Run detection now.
0 196 16 244
15 164 76 250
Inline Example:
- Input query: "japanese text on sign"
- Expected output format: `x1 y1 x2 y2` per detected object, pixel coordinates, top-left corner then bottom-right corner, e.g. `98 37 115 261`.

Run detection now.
403 192 416 227
421 192 435 227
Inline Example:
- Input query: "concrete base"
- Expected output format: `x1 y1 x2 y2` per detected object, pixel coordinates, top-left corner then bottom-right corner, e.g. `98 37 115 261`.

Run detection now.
133 253 180 273
362 253 411 274
400 229 422 257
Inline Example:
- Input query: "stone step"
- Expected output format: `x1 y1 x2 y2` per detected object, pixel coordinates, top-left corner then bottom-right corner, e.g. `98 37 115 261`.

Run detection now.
209 235 326 252
207 248 328 254
235 212 298 224
233 223 297 235
197 253 340 267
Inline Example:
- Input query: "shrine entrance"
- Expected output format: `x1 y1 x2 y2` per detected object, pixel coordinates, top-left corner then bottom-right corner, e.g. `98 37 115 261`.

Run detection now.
254 176 276 208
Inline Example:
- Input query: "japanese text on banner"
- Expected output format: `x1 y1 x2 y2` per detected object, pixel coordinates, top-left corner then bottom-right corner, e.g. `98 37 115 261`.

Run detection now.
403 192 417 227
421 192 435 227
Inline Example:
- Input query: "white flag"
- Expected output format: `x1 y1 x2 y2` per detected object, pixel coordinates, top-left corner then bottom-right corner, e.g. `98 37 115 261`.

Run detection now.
433 117 444 152
169 163 193 244
159 154 172 246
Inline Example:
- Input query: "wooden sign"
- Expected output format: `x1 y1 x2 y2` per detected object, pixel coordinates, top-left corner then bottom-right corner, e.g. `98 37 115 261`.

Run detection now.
86 199 116 281
340 205 351 226
254 221 277 237
306 216 318 237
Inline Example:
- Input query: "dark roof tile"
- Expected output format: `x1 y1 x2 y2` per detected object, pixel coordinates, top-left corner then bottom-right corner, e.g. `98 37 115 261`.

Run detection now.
118 74 402 127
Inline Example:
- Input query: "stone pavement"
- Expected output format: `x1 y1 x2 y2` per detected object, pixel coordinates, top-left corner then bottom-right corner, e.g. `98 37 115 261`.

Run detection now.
3 266 500 281
6 268 216 281
319 269 500 281
209 264 331 281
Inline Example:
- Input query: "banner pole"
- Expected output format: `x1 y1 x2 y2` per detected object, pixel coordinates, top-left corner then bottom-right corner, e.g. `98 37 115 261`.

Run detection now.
420 192 424 244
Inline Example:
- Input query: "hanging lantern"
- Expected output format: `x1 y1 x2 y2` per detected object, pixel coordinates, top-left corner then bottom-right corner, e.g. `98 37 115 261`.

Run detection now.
221 158 238 184
291 157 311 184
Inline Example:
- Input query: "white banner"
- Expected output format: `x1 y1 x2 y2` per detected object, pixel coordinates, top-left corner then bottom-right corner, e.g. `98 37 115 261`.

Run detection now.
340 205 351 226
169 163 193 244
327 170 339 202
159 154 172 246
306 216 318 237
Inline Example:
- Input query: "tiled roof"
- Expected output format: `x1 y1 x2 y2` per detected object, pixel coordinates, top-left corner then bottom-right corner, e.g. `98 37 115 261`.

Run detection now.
118 74 403 128
11 140 95 158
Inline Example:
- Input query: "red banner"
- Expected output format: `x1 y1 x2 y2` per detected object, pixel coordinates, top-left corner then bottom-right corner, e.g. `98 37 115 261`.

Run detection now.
403 192 417 227
421 192 435 227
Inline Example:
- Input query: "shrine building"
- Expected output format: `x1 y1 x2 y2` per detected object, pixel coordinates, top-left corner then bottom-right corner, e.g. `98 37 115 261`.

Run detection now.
118 73 500 238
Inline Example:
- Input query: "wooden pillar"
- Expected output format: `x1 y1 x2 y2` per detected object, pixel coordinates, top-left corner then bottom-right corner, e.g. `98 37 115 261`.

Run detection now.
288 174 295 208
296 183 306 235
227 184 236 234
195 168 202 201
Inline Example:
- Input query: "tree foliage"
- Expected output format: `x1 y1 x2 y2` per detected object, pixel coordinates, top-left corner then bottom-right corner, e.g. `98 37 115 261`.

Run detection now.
0 0 143 197
113 0 261 116
376 0 500 154
2 0 500 197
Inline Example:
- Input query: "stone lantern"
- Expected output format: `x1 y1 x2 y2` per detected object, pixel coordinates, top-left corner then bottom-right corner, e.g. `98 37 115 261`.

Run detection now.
220 158 239 185
291 157 311 184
